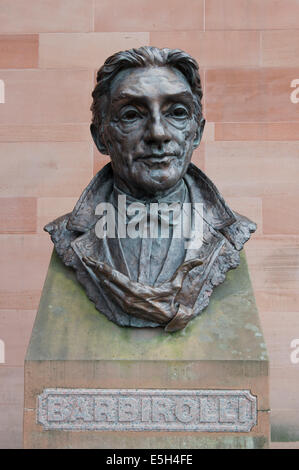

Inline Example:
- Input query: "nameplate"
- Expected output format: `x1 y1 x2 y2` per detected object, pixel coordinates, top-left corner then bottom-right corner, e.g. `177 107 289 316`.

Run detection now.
37 389 257 432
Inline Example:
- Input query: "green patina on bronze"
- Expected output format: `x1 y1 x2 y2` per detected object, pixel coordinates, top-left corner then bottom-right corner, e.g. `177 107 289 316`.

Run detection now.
26 249 268 363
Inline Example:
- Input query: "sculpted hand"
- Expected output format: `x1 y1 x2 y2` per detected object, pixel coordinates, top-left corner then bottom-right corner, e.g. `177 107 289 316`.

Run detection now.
82 256 203 332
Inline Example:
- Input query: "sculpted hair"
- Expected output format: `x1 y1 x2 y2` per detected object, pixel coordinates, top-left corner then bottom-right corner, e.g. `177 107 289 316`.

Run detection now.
91 46 203 134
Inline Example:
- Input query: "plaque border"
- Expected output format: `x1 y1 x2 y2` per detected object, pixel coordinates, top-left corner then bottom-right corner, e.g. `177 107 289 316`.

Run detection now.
37 388 257 433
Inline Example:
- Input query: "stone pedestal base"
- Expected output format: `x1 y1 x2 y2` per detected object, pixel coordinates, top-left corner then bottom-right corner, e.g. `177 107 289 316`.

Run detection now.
24 250 270 449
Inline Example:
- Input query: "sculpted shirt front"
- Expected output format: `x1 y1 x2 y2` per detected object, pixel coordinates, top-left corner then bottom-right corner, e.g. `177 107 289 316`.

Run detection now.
45 163 256 329
105 180 189 286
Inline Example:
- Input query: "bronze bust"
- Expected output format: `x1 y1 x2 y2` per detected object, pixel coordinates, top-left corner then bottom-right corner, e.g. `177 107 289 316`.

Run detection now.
45 46 256 332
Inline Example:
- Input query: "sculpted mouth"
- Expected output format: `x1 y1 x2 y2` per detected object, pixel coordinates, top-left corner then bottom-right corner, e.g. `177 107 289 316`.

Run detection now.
136 154 176 164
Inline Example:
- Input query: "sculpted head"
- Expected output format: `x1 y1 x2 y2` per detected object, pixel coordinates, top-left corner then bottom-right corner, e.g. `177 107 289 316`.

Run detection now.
91 46 205 199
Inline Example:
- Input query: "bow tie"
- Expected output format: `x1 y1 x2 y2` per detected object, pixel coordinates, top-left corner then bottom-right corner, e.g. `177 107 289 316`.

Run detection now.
112 181 187 238
111 183 187 231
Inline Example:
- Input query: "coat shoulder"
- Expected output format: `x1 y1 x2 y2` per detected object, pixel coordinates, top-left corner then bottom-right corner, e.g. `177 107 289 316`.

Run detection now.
220 212 257 251
44 213 79 267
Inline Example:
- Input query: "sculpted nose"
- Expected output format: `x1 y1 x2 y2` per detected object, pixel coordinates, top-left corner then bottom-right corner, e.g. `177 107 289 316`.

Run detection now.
144 113 171 145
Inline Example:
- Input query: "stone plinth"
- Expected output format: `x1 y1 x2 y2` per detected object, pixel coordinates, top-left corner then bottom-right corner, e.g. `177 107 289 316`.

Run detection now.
23 250 270 449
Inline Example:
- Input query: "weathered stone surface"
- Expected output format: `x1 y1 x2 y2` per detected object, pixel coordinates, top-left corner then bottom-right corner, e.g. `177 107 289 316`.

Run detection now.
24 249 270 448
26 249 267 363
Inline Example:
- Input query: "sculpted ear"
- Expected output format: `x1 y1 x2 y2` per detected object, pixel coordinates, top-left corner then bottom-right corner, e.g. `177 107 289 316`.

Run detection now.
193 117 205 149
90 124 109 155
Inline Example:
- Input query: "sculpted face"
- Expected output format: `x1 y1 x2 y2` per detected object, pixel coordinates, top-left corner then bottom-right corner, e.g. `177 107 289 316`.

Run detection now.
99 66 204 198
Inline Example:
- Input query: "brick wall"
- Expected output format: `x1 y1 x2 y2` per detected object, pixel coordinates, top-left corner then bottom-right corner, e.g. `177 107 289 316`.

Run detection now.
0 0 299 448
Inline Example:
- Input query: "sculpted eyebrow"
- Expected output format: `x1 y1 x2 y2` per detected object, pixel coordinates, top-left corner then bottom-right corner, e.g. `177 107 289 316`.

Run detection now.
164 91 193 102
112 92 146 104
112 91 193 104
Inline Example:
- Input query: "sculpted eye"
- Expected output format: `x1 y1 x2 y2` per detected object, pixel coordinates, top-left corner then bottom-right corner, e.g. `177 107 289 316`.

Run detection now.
120 108 142 122
167 104 189 120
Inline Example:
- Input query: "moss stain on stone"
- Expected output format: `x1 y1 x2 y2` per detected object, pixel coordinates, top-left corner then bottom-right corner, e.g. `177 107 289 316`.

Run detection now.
26 249 268 364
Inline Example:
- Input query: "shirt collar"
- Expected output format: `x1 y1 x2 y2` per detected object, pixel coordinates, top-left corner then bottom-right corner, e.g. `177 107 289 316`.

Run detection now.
67 162 235 233
111 179 187 209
